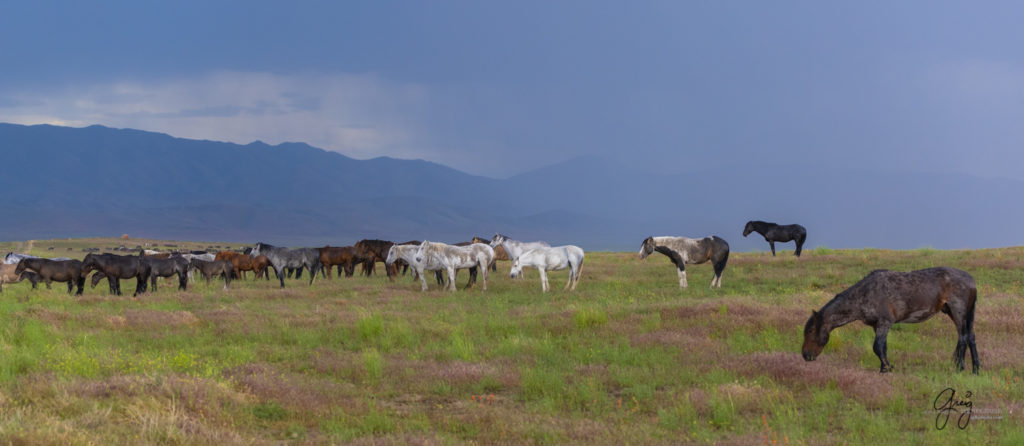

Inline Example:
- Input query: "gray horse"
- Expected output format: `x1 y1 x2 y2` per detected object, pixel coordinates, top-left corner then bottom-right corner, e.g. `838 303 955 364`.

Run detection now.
251 242 321 288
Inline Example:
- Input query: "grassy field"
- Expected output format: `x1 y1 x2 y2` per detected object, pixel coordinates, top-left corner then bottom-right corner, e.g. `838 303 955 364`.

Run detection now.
0 238 1022 444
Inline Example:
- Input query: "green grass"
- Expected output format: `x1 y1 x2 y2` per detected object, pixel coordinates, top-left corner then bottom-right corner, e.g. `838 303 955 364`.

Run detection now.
0 237 1022 443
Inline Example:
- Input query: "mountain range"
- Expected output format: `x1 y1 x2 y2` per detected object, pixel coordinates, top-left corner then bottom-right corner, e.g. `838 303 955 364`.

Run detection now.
1 122 1019 251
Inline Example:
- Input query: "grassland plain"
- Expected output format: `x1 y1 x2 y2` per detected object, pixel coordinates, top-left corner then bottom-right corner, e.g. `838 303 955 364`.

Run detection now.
0 238 1021 445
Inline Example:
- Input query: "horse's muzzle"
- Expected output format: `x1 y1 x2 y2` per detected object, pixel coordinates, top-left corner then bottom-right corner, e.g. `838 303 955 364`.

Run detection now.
802 352 816 362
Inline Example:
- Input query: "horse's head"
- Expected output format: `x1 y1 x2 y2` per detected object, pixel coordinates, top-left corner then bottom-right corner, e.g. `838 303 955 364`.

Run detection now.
90 272 104 288
802 310 829 361
81 254 99 274
251 243 263 257
385 246 398 266
742 221 755 237
638 237 656 260
490 234 506 248
509 257 522 279
14 259 27 275
415 241 431 264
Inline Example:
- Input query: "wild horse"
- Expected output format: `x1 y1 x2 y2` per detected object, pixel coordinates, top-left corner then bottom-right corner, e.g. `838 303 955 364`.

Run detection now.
81 253 151 296
15 258 85 295
742 220 807 257
638 236 730 289
251 242 321 288
802 267 980 374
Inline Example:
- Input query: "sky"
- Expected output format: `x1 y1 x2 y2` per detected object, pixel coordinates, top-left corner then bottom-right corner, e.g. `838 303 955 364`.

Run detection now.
2 1 1023 179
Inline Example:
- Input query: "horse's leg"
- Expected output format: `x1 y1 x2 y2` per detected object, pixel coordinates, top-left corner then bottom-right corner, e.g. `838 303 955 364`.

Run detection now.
677 266 688 288
275 265 285 288
769 241 776 256
564 266 573 291
572 259 583 290
308 262 318 285
539 268 549 292
45 278 52 290
76 277 84 295
795 234 806 257
66 280 73 294
480 263 487 291
151 274 158 293
872 323 893 373
446 266 457 292
418 267 429 291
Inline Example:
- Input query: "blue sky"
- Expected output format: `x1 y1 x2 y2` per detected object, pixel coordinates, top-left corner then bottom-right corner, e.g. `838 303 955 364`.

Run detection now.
2 1 1023 179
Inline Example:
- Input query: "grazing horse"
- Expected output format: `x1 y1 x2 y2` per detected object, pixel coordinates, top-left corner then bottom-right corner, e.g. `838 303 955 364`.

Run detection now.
140 256 189 291
509 246 585 292
15 258 85 295
81 253 151 296
489 234 549 278
0 264 39 292
251 242 321 288
638 236 730 289
354 239 398 279
743 221 807 257
803 267 980 374
188 259 234 289
318 246 362 279
414 241 494 291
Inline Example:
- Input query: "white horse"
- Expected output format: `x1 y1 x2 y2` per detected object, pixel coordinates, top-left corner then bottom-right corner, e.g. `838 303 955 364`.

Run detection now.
489 234 549 278
509 245 585 292
415 241 494 291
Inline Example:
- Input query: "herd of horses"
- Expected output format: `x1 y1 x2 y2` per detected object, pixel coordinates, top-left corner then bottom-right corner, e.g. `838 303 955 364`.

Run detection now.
2 220 982 375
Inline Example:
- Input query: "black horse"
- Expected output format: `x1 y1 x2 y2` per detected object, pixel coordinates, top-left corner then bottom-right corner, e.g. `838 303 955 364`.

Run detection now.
141 256 189 291
742 220 807 257
802 267 980 374
81 253 151 296
251 242 321 288
15 258 86 295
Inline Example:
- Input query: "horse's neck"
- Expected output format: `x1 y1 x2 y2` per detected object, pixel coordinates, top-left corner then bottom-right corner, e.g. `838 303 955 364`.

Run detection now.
820 297 861 331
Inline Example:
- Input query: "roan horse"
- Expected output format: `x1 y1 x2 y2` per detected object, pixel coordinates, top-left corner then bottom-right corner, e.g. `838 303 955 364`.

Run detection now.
803 267 980 374
251 242 321 288
509 245 585 292
414 241 494 291
638 236 730 289
15 258 85 295
742 220 807 257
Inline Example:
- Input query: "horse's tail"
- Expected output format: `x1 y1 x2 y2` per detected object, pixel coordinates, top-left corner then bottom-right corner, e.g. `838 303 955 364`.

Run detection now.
965 286 977 335
575 255 584 280
713 247 729 277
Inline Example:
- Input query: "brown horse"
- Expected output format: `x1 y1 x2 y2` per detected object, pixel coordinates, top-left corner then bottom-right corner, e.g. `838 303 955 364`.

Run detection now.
215 251 261 279
0 264 39 292
354 239 398 280
318 246 362 279
802 267 979 374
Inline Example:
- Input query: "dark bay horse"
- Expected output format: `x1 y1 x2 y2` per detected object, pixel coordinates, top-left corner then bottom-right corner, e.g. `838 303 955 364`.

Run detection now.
15 258 85 295
81 253 151 296
802 267 979 374
354 239 397 279
638 236 730 288
318 246 362 279
743 221 807 257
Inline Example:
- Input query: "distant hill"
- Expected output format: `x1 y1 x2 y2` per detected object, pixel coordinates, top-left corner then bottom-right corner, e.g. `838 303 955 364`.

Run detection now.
1 123 1020 250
